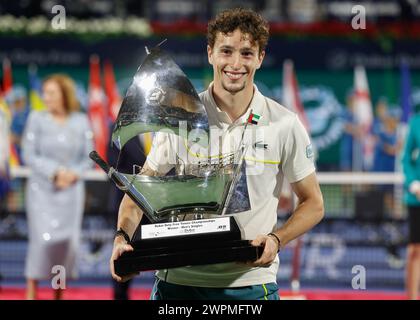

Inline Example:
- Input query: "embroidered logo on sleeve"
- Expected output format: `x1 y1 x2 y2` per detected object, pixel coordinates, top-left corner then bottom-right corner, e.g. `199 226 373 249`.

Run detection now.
306 144 314 159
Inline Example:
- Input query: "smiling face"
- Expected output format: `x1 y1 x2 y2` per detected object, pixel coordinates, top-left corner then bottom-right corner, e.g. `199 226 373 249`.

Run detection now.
208 29 265 95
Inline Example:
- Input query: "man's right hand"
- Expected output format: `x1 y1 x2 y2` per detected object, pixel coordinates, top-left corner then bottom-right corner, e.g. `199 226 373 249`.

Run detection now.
110 236 139 282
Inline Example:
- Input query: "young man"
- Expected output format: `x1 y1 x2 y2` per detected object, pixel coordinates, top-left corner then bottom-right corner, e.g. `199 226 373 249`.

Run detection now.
110 8 324 300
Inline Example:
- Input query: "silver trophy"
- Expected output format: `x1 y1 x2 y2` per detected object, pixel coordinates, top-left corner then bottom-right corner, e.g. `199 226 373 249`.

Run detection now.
89 46 262 276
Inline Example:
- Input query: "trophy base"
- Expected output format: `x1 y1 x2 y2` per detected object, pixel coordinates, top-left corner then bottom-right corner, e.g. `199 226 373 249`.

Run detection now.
114 239 263 276
114 216 264 276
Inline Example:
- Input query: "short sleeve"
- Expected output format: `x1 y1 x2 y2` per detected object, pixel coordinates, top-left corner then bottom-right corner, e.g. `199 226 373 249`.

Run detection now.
281 115 316 183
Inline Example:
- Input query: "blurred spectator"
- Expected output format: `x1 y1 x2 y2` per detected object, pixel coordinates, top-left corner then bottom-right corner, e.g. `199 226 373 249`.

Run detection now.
0 108 7 289
373 108 402 173
401 113 420 300
340 92 362 171
372 107 402 218
372 98 388 139
6 85 30 164
22 74 93 300
0 109 9 205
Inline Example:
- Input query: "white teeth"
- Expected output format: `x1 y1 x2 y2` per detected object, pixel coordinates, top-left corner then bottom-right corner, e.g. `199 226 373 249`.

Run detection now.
225 72 243 80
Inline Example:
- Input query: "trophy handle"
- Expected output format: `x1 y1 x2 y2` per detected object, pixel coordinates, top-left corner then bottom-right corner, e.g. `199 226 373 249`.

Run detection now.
89 150 158 222
89 151 110 173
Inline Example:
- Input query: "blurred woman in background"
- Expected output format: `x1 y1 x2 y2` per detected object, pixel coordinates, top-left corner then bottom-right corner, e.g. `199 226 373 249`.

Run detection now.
0 108 10 208
22 74 93 300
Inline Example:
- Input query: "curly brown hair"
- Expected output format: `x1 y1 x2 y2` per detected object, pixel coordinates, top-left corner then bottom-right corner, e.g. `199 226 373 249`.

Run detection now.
43 74 80 114
207 8 269 54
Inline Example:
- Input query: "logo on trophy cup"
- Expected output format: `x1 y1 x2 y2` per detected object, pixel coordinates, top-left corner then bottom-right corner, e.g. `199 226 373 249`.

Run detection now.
89 46 263 276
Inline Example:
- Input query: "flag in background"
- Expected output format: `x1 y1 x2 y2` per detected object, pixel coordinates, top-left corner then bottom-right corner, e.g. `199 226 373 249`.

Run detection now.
1 58 12 121
9 143 20 167
1 58 12 120
395 60 414 174
0 107 10 198
353 65 374 130
2 58 20 167
28 64 45 111
2 58 13 96
400 60 412 125
103 60 121 122
282 59 310 131
0 85 10 122
353 65 374 171
88 54 109 163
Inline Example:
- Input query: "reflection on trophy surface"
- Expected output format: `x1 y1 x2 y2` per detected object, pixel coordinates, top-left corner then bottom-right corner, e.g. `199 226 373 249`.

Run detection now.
111 46 210 150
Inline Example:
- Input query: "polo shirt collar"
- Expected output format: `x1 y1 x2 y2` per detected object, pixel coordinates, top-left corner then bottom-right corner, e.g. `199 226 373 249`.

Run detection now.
206 82 265 127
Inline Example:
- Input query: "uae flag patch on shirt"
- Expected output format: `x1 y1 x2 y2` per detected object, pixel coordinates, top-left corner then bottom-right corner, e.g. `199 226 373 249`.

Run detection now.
247 113 261 125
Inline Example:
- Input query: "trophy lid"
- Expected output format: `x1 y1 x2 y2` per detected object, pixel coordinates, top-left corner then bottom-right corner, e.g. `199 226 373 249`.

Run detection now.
112 46 210 150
